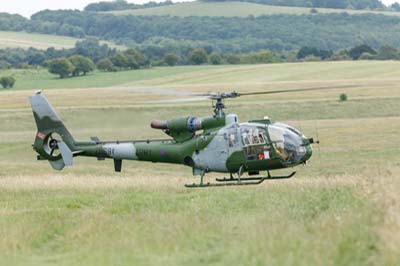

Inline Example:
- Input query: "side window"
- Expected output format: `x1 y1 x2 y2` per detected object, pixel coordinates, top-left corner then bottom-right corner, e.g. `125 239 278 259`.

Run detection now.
242 132 250 146
242 128 266 146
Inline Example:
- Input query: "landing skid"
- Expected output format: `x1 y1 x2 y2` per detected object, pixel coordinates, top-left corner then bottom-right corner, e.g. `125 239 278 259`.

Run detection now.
185 171 296 188
215 171 296 182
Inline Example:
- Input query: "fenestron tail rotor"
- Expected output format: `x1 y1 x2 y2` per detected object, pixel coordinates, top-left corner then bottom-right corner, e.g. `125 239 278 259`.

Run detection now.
46 133 62 158
42 132 74 170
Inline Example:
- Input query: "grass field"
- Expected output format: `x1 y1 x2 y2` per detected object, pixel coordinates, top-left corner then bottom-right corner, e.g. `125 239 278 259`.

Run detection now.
0 31 125 50
106 1 400 17
0 61 399 265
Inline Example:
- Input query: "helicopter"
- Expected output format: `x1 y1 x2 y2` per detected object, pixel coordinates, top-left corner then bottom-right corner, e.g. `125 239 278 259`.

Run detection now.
29 86 348 188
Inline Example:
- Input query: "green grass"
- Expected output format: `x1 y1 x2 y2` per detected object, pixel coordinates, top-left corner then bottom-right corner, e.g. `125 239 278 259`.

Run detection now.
106 1 400 17
2 61 400 92
0 61 399 265
0 31 125 50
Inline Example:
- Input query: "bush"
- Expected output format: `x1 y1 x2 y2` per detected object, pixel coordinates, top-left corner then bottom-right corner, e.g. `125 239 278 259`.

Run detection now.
376 45 399 60
163 53 180 66
189 48 208 65
340 93 348 102
349 45 376 60
124 48 147 69
297 47 332 60
330 50 351 61
97 58 115 72
241 50 275 64
226 54 241 64
110 53 129 70
303 55 321 62
209 53 223 65
0 60 11 70
0 76 16 89
359 52 375 60
16 63 31 69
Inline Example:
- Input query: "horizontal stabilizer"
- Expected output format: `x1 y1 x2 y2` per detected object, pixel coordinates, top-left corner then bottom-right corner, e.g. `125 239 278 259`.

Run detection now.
58 141 73 166
49 159 65 171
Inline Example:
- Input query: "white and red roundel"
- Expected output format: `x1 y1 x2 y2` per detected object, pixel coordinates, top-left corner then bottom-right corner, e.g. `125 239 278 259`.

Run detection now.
37 132 46 140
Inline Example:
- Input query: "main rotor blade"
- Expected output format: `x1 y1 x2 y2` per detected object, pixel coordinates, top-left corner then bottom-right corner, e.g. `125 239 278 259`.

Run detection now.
237 85 360 97
146 97 209 104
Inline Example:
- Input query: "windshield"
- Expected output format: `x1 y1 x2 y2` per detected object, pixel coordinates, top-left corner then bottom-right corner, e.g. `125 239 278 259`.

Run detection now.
268 123 306 164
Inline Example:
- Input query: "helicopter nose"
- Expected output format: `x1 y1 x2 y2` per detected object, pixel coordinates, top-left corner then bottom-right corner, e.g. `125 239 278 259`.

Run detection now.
302 139 313 163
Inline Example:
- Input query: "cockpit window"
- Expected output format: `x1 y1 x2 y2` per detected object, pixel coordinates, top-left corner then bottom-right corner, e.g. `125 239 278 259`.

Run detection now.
274 122 303 137
241 127 266 146
268 123 306 164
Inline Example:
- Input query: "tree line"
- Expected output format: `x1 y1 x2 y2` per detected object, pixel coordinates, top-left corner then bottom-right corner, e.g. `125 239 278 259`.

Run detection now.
86 0 398 12
200 0 386 10
1 36 400 82
3 11 400 55
84 0 173 12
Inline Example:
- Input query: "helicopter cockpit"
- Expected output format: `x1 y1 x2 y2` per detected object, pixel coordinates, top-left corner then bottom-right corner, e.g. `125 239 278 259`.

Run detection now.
239 123 308 165
267 123 307 164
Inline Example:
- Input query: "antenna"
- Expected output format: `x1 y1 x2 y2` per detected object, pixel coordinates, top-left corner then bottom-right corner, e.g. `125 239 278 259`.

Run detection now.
314 120 321 161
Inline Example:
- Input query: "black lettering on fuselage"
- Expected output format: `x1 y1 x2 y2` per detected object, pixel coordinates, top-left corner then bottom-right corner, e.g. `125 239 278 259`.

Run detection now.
137 148 152 158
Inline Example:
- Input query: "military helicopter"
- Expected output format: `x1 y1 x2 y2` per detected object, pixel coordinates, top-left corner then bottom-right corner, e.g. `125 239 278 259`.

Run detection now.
29 87 344 188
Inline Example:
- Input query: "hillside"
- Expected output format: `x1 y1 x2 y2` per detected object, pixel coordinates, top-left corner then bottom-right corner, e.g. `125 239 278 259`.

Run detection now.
0 31 80 49
106 1 400 17
27 10 400 53
0 31 125 50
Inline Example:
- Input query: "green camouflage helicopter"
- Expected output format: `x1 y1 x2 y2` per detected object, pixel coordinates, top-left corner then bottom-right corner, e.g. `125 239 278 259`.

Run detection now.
29 88 333 188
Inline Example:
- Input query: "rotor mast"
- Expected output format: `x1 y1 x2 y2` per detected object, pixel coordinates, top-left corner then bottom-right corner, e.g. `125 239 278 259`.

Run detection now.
207 91 239 117
213 98 226 117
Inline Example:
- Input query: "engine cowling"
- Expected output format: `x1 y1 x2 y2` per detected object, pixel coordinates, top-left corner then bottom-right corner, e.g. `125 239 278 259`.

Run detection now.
151 116 226 142
151 116 202 142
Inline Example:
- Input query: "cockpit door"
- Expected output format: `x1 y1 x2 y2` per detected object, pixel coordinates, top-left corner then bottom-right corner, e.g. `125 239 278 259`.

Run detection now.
240 126 271 162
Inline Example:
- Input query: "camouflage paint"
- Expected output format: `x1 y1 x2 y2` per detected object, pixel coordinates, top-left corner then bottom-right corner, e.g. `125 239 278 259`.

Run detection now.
29 92 313 175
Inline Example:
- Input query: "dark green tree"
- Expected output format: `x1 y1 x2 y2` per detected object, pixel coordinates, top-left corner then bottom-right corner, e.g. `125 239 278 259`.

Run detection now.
349 45 377 60
47 58 75 78
163 53 180 66
97 58 116 72
377 45 399 60
189 48 208 65
297 47 332 60
110 53 129 69
74 37 114 62
209 53 223 65
0 60 11 70
124 48 147 68
226 54 241 64
69 55 95 76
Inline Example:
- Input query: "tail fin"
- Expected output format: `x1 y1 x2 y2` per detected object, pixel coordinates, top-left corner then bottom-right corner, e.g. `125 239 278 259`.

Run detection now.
29 91 75 170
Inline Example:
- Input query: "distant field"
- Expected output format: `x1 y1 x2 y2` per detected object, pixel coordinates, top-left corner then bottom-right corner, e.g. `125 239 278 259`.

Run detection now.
107 1 400 17
0 31 125 50
0 61 399 265
1 61 400 96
